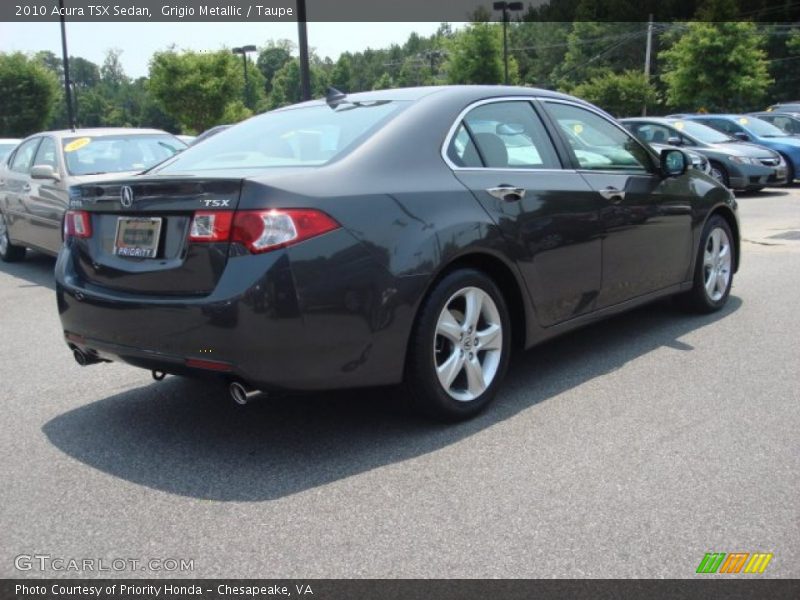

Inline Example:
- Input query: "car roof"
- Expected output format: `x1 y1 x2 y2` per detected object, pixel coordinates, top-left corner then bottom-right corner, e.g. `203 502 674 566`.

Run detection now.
620 117 681 124
278 85 587 110
31 128 172 139
0 138 22 143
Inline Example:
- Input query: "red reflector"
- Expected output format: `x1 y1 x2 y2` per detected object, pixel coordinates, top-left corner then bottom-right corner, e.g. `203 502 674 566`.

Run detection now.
64 211 92 239
189 211 234 242
65 332 85 344
231 209 339 254
185 358 233 372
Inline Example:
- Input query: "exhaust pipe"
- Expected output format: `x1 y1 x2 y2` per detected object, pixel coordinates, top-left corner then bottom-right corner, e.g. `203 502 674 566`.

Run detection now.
229 381 261 405
73 348 103 366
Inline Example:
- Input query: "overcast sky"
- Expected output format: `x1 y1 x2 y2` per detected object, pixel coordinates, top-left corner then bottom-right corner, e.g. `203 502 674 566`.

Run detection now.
0 22 451 78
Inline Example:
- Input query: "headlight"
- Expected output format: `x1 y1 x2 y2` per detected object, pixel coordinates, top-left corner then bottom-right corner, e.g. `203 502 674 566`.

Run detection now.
728 156 760 165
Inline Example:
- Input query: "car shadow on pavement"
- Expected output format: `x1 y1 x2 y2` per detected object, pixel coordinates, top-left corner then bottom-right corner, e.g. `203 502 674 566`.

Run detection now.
42 295 742 502
736 189 790 199
0 251 56 291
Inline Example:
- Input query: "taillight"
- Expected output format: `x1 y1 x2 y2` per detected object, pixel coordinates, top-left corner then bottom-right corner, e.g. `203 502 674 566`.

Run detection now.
189 211 233 242
231 209 339 253
63 210 92 239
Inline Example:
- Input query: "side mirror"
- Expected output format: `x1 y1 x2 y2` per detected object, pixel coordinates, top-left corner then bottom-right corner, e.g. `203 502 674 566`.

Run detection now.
734 132 750 141
31 164 60 181
667 136 682 146
660 148 687 177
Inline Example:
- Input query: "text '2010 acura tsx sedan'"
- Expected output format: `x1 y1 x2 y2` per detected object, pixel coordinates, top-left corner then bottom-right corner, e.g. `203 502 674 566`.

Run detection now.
56 86 740 421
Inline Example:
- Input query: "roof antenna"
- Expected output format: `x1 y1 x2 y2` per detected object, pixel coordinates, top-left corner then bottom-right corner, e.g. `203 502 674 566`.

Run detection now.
326 86 347 108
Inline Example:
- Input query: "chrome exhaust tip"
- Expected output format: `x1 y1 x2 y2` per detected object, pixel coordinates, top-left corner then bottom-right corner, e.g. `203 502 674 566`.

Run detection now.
229 381 260 405
73 348 101 366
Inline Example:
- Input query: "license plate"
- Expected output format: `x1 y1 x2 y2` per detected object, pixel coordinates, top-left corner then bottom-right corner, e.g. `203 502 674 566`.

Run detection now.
114 217 162 258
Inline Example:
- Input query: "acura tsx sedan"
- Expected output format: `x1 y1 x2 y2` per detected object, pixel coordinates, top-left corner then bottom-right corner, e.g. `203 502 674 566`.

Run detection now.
55 86 739 420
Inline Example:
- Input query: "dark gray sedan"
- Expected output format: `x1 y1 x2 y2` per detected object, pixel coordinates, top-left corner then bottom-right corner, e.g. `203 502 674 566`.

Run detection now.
55 87 739 421
621 117 787 190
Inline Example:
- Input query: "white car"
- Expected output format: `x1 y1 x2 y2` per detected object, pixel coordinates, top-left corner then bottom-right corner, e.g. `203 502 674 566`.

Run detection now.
0 138 21 162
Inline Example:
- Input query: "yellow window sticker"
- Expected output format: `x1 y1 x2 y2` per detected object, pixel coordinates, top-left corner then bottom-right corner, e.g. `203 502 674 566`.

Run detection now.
738 117 749 125
572 123 583 134
64 137 91 152
674 121 684 130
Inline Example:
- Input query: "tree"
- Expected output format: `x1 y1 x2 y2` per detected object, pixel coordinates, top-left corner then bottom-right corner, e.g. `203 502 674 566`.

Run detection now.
660 22 772 112
0 52 58 136
445 23 509 85
372 72 393 90
330 55 353 91
571 70 659 117
149 49 244 133
268 59 328 109
256 40 294 94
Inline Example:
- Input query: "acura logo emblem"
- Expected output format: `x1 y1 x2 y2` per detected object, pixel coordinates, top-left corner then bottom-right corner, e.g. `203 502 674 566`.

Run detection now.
120 186 134 208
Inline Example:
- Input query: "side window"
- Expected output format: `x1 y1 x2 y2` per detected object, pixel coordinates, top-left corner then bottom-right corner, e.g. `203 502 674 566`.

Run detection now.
545 102 653 172
628 123 673 144
33 137 58 169
10 138 41 174
447 124 482 168
453 101 560 169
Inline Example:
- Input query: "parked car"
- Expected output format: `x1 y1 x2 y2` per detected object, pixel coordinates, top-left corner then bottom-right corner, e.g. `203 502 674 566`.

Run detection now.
191 124 231 145
682 114 800 182
176 134 196 145
621 117 788 190
748 111 800 136
56 86 739 421
0 138 21 161
767 102 800 113
0 128 186 261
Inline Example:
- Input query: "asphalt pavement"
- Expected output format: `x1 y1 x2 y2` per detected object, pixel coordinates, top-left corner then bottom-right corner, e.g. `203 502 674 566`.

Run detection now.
1 187 798 578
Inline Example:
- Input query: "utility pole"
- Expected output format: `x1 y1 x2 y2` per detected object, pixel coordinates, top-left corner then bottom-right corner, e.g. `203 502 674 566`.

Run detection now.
296 0 311 101
58 0 75 130
643 14 654 116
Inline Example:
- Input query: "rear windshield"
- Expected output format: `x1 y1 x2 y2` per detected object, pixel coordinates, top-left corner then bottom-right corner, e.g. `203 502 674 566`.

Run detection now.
63 134 185 176
154 101 409 173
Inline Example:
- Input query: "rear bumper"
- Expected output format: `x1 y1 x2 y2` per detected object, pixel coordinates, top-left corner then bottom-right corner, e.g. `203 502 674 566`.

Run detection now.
55 229 425 391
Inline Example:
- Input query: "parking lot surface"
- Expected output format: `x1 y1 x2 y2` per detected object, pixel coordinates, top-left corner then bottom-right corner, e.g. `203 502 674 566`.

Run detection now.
1 188 798 578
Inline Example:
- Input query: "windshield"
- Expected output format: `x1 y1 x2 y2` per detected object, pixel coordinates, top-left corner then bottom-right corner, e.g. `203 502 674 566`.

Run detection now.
736 116 789 137
0 143 18 161
155 101 409 173
670 120 733 144
62 134 185 176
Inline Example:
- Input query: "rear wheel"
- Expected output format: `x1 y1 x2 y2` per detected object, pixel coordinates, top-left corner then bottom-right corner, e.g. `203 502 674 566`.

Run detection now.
405 269 511 421
0 212 26 263
676 215 735 313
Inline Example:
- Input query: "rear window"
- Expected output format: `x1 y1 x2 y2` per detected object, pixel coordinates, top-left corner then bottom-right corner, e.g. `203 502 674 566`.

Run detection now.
63 134 185 176
155 101 408 173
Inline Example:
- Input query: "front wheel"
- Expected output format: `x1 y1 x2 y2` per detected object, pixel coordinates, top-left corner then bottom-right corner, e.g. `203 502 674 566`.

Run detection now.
675 215 735 313
405 269 511 421
709 162 730 188
0 212 26 263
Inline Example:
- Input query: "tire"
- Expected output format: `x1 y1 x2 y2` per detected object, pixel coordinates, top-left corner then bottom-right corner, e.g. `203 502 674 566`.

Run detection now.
405 268 512 421
779 154 795 184
708 161 730 188
675 215 735 314
0 211 26 263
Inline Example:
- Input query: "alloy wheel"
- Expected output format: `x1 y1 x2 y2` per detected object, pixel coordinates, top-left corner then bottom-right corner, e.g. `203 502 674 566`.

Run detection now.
703 227 732 302
433 286 503 402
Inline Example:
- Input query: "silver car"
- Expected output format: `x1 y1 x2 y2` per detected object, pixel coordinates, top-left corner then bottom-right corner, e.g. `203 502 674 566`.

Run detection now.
0 128 185 262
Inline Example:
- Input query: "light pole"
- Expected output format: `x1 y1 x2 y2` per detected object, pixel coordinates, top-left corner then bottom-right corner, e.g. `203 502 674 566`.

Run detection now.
296 0 311 101
232 45 257 108
58 0 75 130
493 1 523 85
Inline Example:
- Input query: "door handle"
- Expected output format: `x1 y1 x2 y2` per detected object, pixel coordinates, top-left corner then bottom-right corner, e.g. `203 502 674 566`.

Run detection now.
22 183 31 192
598 186 625 202
486 185 526 202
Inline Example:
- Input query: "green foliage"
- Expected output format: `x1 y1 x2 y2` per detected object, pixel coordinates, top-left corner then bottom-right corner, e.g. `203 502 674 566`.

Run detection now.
330 55 353 91
221 100 253 124
372 73 393 90
571 70 658 117
268 59 328 109
445 23 510 85
660 22 773 112
256 40 294 94
149 49 244 133
0 52 58 136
